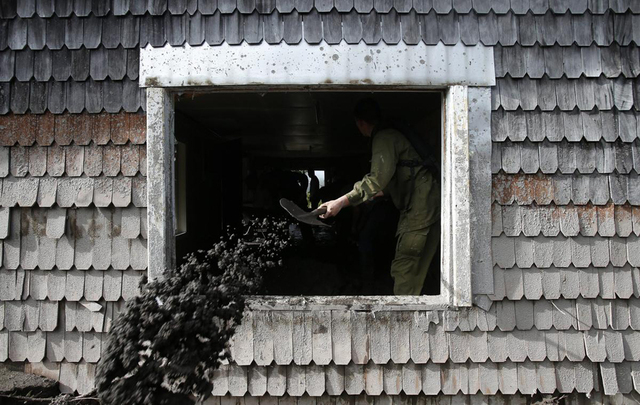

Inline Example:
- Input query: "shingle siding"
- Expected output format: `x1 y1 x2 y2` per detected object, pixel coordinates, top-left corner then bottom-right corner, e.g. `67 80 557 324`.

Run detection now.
0 11 638 51
0 0 639 17
0 0 639 400
0 7 639 114
0 12 638 113
485 1 640 402
0 109 147 392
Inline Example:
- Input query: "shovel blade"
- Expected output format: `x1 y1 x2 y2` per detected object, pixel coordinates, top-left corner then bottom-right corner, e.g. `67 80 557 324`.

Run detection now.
279 198 330 227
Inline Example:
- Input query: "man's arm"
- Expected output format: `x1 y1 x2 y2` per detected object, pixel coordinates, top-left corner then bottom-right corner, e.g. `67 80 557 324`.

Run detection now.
321 132 397 218
318 191 384 218
319 194 351 218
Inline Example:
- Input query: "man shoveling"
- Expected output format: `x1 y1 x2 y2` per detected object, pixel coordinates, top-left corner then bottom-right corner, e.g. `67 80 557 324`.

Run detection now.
319 99 441 295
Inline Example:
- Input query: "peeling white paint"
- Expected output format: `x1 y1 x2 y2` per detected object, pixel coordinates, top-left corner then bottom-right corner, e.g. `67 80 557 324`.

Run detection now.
146 88 176 281
441 86 473 307
140 42 495 88
449 86 472 307
468 87 493 296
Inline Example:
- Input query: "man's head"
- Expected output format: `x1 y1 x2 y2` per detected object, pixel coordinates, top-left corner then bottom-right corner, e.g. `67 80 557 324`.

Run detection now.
353 98 381 137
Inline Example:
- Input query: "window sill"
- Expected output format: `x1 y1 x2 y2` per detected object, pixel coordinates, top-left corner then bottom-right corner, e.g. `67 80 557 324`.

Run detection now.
246 295 452 311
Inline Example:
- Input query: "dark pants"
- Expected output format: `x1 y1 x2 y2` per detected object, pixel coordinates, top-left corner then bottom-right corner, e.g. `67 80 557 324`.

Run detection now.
391 221 440 295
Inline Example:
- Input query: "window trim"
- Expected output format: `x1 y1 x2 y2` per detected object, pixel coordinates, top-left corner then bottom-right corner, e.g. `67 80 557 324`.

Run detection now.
442 85 471 307
143 43 494 309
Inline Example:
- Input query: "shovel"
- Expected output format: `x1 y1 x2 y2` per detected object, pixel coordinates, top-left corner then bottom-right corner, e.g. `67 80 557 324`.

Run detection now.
279 198 330 227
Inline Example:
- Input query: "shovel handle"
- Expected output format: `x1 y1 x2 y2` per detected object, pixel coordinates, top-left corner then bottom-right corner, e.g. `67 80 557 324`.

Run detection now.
311 207 327 216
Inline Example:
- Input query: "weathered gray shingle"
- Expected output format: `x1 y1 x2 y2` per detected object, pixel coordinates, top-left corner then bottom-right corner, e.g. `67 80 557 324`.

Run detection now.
58 361 78 394
0 175 147 208
492 203 640 238
189 358 640 397
103 272 122 303
495 234 640 269
492 172 640 206
497 78 639 112
3 0 638 18
497 45 638 80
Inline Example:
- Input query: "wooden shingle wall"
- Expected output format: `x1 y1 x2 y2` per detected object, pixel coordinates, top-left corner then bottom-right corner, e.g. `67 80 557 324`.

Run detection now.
198 393 640 405
487 1 640 402
1 0 640 401
1 1 639 115
0 111 147 393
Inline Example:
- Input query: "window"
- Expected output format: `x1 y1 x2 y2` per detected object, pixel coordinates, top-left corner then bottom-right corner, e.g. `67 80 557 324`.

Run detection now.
142 42 495 308
173 91 442 296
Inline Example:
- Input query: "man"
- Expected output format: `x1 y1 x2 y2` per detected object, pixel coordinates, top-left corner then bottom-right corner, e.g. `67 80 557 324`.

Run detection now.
320 99 440 295
308 169 320 209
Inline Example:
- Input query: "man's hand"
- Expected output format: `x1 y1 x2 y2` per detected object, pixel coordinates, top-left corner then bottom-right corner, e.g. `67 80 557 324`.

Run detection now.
319 195 350 219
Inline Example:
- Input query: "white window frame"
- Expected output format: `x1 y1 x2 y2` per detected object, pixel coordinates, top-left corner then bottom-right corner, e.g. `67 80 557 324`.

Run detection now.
143 42 494 310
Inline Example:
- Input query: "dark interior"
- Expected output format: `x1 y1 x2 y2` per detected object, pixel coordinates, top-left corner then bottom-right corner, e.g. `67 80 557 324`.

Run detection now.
174 91 442 296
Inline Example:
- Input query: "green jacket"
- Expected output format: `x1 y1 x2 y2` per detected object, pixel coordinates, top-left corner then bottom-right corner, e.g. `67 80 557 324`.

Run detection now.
346 127 440 235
